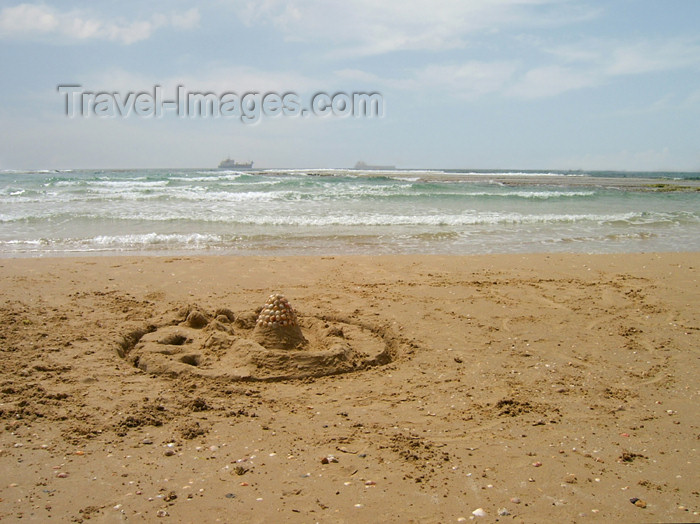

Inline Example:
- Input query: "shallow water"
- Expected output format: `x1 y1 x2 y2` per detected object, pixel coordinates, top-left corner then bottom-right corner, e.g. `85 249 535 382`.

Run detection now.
1 168 698 256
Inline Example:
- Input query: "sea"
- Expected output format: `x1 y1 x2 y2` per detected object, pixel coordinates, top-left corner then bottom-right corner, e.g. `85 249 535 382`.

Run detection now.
1 168 699 257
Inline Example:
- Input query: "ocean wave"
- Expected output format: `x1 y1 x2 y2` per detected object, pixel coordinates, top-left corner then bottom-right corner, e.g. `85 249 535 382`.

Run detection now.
168 174 243 182
2 209 698 227
228 212 637 227
2 167 699 256
84 179 170 188
0 233 230 253
3 183 597 202
454 171 570 177
401 189 597 200
237 210 699 227
90 232 224 247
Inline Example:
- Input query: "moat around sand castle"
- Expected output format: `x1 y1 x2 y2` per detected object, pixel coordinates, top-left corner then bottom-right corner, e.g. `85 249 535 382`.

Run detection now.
117 293 402 381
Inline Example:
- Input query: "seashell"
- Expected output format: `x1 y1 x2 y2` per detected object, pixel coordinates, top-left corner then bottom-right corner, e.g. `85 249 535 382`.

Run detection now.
255 294 299 328
252 293 307 349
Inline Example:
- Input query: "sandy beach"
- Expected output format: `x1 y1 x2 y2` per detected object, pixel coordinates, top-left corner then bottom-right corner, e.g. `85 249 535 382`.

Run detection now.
0 253 698 523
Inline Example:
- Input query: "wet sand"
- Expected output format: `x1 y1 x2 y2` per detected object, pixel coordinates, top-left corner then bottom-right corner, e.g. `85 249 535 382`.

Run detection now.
0 253 698 522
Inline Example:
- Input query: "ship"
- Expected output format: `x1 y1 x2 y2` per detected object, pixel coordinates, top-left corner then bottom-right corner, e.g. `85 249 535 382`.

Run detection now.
218 158 254 169
354 161 395 170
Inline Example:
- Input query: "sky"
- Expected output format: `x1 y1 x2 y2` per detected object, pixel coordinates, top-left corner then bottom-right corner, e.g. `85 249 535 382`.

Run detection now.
0 0 699 171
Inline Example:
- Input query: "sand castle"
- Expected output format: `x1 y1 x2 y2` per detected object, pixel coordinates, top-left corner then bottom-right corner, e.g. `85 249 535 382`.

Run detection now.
118 292 399 381
252 293 307 349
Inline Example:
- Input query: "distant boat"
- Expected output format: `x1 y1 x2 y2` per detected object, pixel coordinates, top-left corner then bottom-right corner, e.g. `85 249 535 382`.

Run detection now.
354 161 395 170
218 158 254 169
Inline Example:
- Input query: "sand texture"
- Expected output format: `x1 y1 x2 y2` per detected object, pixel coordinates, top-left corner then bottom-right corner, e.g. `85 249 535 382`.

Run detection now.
0 253 698 523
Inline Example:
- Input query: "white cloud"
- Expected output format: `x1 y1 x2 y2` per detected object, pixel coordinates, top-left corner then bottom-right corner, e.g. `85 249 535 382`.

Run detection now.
334 61 516 98
413 61 517 98
0 3 57 32
229 0 597 57
546 37 700 75
169 8 201 30
77 65 318 96
507 65 601 98
507 36 700 99
0 3 200 44
605 38 700 76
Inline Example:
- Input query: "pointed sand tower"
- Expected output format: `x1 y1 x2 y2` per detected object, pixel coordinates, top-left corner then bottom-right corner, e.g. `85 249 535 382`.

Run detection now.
252 293 307 350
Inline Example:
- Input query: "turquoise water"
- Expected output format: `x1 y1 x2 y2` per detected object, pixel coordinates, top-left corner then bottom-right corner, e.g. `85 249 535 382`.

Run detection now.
1 168 698 256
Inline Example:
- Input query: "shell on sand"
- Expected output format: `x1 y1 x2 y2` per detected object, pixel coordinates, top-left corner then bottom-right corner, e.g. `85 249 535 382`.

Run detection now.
252 293 307 350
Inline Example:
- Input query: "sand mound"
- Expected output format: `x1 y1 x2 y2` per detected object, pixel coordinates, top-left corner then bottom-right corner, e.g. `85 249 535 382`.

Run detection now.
252 293 307 349
118 295 399 381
